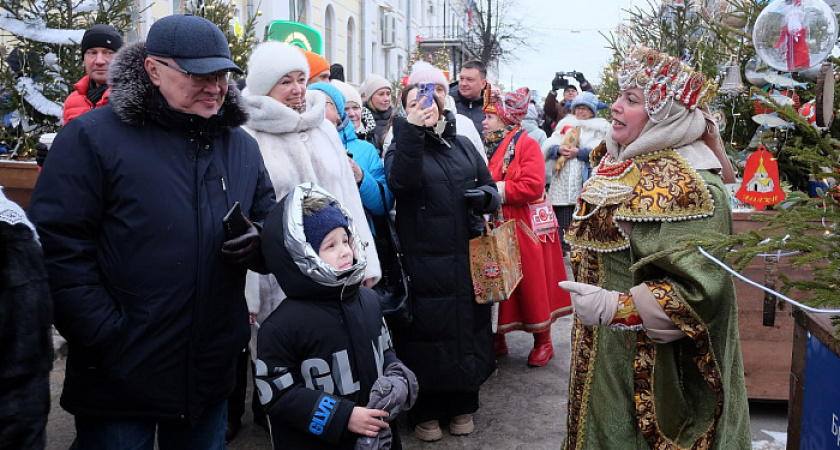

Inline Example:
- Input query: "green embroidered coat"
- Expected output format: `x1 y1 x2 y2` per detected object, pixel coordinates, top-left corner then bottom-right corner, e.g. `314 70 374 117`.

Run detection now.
564 148 751 450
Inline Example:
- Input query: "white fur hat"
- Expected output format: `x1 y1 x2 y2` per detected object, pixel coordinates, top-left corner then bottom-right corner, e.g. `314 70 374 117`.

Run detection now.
361 73 390 100
246 42 310 97
331 79 362 106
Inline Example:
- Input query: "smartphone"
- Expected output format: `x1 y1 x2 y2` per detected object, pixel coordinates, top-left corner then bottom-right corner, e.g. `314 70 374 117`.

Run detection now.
417 82 435 108
222 202 249 240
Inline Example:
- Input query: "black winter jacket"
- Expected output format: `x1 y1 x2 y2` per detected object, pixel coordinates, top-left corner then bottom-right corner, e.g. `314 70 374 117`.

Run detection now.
28 41 276 423
448 84 485 135
256 184 399 449
385 113 499 394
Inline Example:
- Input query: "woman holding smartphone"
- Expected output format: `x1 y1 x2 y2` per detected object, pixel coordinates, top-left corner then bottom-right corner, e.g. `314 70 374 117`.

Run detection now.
385 83 500 442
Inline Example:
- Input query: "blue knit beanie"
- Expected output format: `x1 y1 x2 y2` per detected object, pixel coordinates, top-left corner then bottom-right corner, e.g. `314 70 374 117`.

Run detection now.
308 82 347 121
303 203 350 253
570 91 599 116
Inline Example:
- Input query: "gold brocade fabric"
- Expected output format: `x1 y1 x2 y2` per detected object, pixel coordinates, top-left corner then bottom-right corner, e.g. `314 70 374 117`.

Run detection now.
566 150 714 253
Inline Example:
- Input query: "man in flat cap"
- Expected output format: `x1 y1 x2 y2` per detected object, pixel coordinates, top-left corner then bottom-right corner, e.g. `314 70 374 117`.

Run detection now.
29 14 276 449
62 24 123 124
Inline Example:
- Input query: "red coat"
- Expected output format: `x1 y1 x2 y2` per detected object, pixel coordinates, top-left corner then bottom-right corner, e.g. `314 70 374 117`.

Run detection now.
62 75 110 125
488 127 572 333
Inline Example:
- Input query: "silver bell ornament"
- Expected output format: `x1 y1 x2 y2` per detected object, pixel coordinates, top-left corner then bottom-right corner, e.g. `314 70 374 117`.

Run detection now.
752 0 838 72
719 59 745 95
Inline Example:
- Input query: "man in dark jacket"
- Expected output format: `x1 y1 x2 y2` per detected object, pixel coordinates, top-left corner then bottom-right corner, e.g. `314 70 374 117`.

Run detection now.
448 60 487 134
29 14 276 450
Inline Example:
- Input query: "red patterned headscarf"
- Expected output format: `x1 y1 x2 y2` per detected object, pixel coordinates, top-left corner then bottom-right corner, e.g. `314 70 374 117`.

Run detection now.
483 86 531 126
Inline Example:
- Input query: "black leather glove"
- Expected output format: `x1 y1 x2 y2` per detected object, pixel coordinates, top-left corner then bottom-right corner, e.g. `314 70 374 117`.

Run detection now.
551 75 565 92
35 143 48 167
464 189 487 210
573 72 587 84
221 219 266 272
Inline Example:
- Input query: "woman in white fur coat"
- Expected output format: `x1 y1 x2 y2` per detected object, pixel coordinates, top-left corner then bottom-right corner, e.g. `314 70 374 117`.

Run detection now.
542 91 610 252
240 41 381 328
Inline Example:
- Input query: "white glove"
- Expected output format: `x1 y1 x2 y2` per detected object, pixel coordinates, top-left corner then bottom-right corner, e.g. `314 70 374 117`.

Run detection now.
559 281 621 326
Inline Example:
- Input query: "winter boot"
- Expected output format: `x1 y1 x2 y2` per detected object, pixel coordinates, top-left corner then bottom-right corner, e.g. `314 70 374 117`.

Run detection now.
415 420 443 442
527 331 554 367
494 333 509 357
449 414 475 436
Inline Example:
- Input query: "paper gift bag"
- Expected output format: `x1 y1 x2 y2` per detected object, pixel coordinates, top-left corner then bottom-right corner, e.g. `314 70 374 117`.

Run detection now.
469 220 523 304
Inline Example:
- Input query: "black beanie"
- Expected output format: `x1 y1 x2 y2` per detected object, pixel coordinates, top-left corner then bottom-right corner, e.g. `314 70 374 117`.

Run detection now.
81 24 123 54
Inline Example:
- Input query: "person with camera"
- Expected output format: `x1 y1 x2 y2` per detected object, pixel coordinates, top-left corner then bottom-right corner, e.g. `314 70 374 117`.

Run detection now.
543 71 593 134
385 83 500 442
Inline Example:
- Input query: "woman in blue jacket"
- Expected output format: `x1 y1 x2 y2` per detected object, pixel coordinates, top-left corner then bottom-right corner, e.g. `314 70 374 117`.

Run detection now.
308 82 393 220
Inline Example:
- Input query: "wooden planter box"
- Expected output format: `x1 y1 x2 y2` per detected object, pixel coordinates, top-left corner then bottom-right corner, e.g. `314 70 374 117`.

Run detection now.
786 309 840 449
732 211 811 402
0 160 39 211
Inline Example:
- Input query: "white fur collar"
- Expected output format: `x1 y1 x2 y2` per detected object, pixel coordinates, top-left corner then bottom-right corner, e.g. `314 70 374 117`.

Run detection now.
242 89 327 134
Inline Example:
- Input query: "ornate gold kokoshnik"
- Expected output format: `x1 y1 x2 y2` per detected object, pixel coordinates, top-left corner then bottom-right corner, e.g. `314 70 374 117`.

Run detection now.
617 47 717 120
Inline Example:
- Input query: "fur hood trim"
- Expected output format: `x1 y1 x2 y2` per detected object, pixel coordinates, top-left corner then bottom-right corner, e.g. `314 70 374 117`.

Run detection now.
107 41 248 127
241 89 327 134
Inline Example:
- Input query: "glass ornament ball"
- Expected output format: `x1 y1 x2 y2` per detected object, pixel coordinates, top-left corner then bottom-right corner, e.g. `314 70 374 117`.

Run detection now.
745 56 774 86
44 52 57 66
753 0 838 72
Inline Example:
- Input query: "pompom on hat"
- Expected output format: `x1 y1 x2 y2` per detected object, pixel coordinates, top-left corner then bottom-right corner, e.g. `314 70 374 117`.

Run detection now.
246 42 310 96
303 51 330 82
331 79 362 107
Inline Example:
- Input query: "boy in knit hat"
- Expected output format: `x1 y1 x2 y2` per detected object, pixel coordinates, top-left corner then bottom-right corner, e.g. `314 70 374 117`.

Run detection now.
256 183 417 450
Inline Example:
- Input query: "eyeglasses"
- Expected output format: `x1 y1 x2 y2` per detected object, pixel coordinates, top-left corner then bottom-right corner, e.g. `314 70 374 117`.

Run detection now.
154 59 229 85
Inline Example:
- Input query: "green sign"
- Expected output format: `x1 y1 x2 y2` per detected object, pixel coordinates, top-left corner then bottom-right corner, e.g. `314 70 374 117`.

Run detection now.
265 21 322 55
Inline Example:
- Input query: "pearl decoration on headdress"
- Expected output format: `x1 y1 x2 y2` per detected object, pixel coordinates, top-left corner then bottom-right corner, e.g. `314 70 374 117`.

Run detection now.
617 47 717 122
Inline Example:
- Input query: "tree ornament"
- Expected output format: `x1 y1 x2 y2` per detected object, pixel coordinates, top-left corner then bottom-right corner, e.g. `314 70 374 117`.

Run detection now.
43 52 57 66
717 0 749 28
719 58 745 95
753 0 838 72
736 145 786 209
799 99 817 125
745 56 774 86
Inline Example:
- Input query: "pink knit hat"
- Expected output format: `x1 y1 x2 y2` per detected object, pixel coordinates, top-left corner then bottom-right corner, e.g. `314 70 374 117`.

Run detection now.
408 62 449 88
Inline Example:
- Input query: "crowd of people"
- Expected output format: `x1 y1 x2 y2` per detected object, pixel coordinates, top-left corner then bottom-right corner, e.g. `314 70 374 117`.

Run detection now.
0 14 751 450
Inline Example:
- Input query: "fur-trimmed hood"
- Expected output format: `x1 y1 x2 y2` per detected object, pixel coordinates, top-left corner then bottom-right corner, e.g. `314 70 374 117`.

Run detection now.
107 41 248 128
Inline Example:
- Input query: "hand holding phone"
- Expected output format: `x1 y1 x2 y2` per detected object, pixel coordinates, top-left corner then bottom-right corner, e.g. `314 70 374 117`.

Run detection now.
417 82 435 108
222 202 250 240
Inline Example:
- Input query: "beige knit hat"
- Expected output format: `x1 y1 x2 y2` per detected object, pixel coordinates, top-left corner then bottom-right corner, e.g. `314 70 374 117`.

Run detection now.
361 73 390 100
331 79 362 106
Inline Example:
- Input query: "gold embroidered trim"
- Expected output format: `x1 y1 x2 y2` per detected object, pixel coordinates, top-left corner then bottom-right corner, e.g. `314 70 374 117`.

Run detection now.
615 150 715 222
565 321 598 450
633 280 724 450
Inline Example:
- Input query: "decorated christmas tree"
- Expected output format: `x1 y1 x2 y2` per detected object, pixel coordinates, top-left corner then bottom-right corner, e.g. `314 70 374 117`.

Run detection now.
599 0 840 319
0 0 133 158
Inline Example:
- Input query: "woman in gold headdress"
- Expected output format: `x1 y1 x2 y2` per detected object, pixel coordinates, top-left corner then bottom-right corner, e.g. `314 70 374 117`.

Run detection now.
559 47 750 449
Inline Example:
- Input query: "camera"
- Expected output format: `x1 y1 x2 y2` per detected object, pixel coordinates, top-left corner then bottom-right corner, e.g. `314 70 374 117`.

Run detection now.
555 71 579 79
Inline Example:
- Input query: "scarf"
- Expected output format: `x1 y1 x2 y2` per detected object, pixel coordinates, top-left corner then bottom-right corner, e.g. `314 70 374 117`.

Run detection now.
86 80 108 106
484 125 515 161
606 102 734 182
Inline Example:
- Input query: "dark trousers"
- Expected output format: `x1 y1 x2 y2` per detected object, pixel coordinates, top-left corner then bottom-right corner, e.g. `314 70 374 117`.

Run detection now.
554 205 575 253
228 347 266 427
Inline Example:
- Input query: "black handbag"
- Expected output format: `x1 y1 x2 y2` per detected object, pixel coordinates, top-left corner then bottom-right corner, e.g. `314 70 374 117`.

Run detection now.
369 182 412 329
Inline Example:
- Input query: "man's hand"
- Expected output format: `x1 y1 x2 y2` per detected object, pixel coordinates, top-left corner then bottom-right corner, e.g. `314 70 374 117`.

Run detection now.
221 219 263 271
573 72 587 84
348 407 389 437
